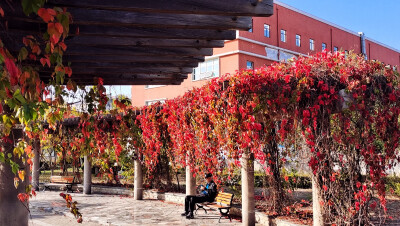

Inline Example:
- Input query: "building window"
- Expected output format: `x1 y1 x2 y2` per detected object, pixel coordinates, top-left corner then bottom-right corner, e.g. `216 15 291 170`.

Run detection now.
264 24 270 38
334 46 338 52
280 29 286 42
246 61 254 69
322 43 327 51
295 34 301 47
145 85 165 89
192 58 220 81
248 19 253 32
145 99 166 106
309 39 315 51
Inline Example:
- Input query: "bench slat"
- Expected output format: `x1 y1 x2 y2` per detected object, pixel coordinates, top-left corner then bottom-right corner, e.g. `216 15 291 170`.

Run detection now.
50 176 75 183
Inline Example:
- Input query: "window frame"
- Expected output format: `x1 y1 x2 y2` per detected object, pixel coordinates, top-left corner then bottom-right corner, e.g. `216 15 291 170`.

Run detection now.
322 43 327 51
280 29 286 42
192 58 220 81
309 39 315 51
264 24 270 38
295 34 301 47
246 61 254 70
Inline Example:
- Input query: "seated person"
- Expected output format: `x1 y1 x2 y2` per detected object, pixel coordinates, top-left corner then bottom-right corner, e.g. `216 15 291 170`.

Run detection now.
181 173 217 219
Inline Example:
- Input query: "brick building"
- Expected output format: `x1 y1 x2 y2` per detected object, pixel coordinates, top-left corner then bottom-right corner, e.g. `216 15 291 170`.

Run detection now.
131 1 400 107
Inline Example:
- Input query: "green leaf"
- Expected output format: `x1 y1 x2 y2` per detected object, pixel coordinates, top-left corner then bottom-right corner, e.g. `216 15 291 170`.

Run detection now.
0 153 4 163
13 89 26 104
32 110 38 121
10 161 19 174
18 47 28 61
23 104 32 122
7 153 12 158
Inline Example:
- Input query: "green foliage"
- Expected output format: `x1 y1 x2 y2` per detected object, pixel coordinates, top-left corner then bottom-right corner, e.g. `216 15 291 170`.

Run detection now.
385 176 400 196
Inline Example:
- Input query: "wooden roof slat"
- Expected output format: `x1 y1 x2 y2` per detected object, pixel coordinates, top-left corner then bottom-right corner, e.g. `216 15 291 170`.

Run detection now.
64 46 213 57
64 62 200 68
43 78 185 86
64 55 205 63
66 37 224 48
40 67 193 75
67 8 252 30
4 8 252 30
48 0 274 17
5 21 237 40
41 73 188 80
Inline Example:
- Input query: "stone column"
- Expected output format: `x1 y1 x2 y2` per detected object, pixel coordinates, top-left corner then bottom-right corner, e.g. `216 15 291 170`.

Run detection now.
134 157 143 200
241 152 255 226
31 139 40 191
185 165 196 195
83 155 92 195
312 175 324 226
0 128 29 226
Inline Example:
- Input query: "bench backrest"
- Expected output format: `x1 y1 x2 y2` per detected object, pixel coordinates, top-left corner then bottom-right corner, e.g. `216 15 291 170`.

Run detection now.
50 176 74 183
215 192 234 206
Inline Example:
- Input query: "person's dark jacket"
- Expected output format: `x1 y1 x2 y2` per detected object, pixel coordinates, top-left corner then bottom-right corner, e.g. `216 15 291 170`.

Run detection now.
202 180 218 202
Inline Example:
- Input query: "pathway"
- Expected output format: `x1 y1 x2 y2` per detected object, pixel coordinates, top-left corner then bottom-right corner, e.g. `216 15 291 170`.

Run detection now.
29 191 243 226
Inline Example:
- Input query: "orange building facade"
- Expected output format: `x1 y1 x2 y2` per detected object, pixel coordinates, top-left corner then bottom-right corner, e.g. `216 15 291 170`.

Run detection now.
131 1 400 107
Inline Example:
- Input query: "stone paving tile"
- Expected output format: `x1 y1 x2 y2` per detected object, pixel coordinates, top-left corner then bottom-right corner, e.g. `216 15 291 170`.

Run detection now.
29 191 245 226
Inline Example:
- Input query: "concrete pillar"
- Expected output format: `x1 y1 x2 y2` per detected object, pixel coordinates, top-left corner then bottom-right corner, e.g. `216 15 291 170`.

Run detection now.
0 129 29 226
312 175 324 226
185 165 196 195
31 139 40 191
83 156 92 195
241 152 255 226
134 157 143 200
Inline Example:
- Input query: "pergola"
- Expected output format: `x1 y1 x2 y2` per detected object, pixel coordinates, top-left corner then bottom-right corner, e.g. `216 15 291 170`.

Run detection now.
2 0 273 85
0 1 273 225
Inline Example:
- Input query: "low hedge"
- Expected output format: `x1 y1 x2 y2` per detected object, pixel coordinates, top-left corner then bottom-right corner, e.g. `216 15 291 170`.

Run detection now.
225 173 311 189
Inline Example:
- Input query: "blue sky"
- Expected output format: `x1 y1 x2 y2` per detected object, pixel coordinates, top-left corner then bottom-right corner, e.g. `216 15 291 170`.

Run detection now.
276 0 400 51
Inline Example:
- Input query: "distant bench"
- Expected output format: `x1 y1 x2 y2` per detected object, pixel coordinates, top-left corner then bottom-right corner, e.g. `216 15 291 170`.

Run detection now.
43 174 81 193
195 192 234 223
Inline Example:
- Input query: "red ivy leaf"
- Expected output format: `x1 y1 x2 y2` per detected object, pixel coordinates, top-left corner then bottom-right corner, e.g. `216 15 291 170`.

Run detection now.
0 7 4 17
40 57 51 68
37 8 56 23
5 58 20 86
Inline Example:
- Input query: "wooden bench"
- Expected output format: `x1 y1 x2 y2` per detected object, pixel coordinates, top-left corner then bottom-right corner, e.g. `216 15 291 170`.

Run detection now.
195 192 234 223
43 175 80 193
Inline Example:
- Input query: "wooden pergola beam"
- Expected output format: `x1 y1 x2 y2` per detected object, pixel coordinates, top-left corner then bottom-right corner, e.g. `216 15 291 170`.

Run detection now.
48 0 274 16
64 55 205 63
5 8 252 30
6 20 236 40
67 8 252 30
65 62 199 68
41 67 193 75
64 46 213 57
65 37 224 48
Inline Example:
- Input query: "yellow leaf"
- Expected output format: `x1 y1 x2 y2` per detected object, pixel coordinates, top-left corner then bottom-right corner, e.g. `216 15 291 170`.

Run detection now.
14 177 19 188
18 170 25 181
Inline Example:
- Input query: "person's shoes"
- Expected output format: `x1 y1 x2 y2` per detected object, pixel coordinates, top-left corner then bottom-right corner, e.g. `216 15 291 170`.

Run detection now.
181 212 187 216
186 213 194 219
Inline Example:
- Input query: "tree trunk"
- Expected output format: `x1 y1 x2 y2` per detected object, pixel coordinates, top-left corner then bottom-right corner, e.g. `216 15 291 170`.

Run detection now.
134 157 143 200
241 152 255 226
0 129 29 226
312 175 325 226
185 165 196 195
32 139 41 191
83 155 92 194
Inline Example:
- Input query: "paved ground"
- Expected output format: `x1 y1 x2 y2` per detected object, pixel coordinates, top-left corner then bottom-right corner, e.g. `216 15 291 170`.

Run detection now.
29 191 243 226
